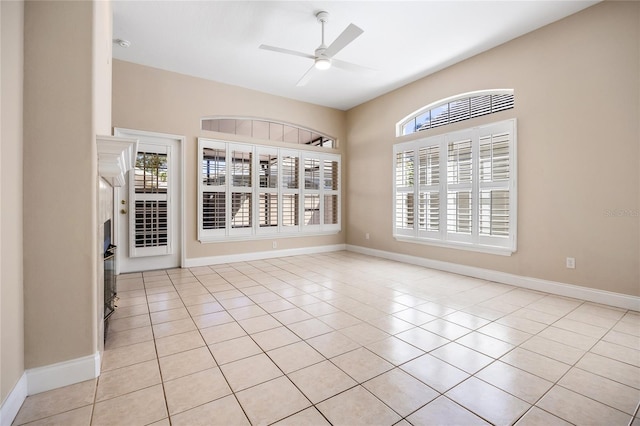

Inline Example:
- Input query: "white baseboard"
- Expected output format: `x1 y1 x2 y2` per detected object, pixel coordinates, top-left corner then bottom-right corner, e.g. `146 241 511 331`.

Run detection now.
346 245 640 311
26 352 101 396
0 373 27 426
184 244 347 268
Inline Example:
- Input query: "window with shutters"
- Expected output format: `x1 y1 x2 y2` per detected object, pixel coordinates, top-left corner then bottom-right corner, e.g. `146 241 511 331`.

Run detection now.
397 89 514 137
198 138 340 242
393 119 517 255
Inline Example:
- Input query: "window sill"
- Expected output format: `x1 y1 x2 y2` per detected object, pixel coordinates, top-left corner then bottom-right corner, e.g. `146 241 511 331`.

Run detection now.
199 229 341 244
394 235 515 256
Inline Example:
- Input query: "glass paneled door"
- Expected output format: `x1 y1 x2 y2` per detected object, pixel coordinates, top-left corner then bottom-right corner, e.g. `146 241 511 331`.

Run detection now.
115 130 182 273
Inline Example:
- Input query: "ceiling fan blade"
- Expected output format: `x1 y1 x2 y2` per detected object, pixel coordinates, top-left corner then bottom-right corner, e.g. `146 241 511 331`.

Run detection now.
259 44 315 60
296 65 316 87
331 58 375 73
323 23 364 58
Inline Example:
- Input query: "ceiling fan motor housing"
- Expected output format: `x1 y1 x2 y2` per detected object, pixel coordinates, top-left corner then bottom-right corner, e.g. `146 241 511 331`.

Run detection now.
316 11 329 23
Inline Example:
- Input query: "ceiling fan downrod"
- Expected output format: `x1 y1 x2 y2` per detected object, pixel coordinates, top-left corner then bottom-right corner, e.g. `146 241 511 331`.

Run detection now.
315 11 331 70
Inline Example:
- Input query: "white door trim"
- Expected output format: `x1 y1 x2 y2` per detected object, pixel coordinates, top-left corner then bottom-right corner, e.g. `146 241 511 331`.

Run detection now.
113 128 186 273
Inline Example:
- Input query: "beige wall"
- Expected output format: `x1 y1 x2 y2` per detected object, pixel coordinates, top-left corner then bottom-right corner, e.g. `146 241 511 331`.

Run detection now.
346 1 640 297
1 0 25 404
94 0 113 355
23 0 110 369
112 61 347 261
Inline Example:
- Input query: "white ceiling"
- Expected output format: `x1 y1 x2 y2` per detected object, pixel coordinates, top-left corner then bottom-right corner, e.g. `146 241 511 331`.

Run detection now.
112 1 598 111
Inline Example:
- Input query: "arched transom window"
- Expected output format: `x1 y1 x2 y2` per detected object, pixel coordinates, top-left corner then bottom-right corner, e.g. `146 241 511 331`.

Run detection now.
397 89 514 137
202 117 336 149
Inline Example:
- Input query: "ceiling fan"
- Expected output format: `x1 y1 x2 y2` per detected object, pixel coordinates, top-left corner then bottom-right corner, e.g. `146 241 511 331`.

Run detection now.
259 11 368 86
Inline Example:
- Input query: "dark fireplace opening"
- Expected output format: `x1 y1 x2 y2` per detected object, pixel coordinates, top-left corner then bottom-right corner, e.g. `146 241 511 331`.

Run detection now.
104 219 117 340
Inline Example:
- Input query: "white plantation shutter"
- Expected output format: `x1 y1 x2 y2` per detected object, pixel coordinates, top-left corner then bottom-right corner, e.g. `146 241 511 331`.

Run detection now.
257 148 278 234
417 144 440 235
477 121 516 248
393 119 516 254
198 139 340 241
280 151 300 231
323 159 340 228
394 149 416 235
446 135 474 243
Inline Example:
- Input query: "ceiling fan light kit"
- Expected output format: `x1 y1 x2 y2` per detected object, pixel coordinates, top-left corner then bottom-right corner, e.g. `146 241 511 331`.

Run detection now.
259 10 366 86
314 57 331 70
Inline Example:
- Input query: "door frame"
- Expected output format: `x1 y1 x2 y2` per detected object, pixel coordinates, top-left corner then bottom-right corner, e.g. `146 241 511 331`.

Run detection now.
113 128 186 274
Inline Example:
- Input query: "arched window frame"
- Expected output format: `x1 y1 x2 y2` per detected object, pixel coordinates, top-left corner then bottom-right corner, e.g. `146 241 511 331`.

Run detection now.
396 89 515 137
202 116 337 149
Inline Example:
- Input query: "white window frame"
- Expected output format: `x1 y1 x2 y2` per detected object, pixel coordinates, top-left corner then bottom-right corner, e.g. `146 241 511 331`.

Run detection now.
198 138 341 242
393 119 517 255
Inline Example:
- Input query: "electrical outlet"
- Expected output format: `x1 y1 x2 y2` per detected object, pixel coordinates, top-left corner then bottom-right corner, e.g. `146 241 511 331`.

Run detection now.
272 241 277 249
365 233 370 240
566 257 575 269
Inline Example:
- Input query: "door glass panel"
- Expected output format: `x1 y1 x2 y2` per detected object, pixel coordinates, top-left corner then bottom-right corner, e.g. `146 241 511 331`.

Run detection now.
135 152 167 194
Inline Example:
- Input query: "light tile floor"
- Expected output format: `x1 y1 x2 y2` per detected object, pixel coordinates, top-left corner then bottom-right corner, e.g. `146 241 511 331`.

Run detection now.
13 251 640 425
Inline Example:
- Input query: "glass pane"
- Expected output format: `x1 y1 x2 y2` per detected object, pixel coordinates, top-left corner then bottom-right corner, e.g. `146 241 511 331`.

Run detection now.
449 98 470 123
281 156 299 189
202 192 225 229
231 149 252 187
134 200 168 247
491 93 515 112
304 194 320 225
299 129 312 145
430 104 449 128
304 158 320 189
202 147 225 186
283 125 298 143
269 122 284 141
252 120 269 140
323 160 338 190
218 119 236 134
447 191 472 234
135 152 168 194
395 192 415 230
202 119 219 132
470 95 491 118
231 192 251 228
258 153 278 188
324 194 338 225
236 119 252 137
309 133 323 146
395 150 414 187
416 111 430 131
282 194 299 227
320 138 335 149
480 190 509 236
259 193 278 227
402 119 417 136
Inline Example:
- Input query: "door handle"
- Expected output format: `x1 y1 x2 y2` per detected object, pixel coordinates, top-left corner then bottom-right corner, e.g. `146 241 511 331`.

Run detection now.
120 209 127 214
